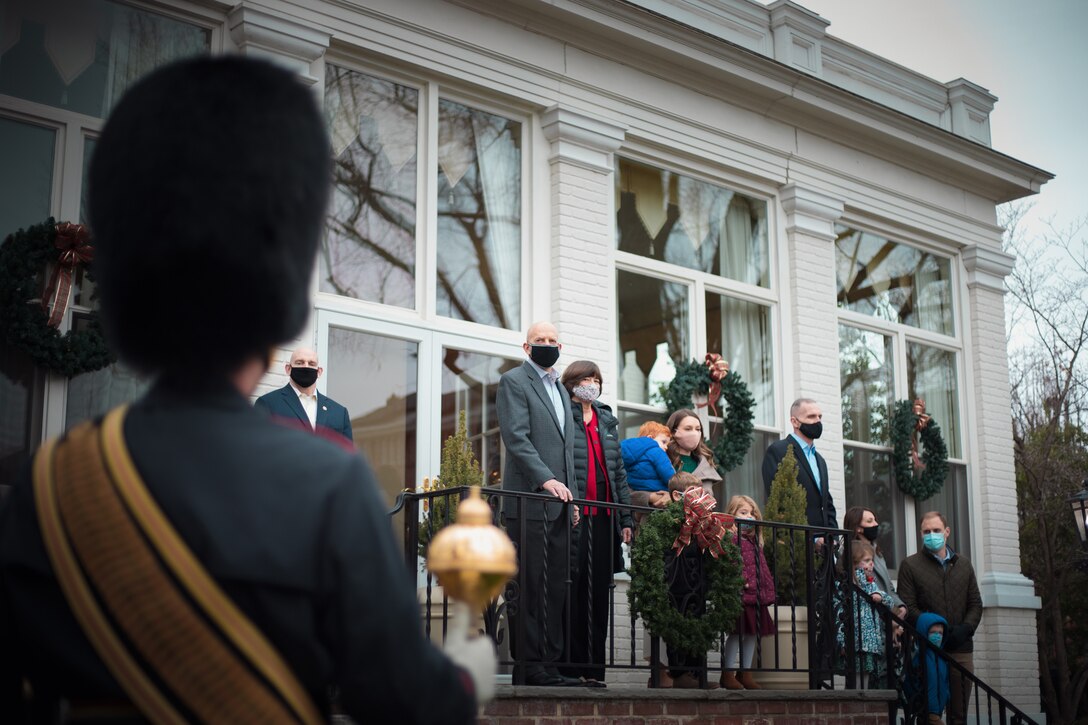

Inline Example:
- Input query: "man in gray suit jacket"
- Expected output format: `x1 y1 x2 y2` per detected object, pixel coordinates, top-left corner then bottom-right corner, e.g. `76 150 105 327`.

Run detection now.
497 321 582 687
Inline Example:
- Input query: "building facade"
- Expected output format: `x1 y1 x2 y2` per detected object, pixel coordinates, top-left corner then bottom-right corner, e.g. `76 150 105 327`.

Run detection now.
0 0 1048 717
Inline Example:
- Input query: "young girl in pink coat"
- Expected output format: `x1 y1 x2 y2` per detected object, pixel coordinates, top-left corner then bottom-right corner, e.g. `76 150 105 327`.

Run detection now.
720 495 776 690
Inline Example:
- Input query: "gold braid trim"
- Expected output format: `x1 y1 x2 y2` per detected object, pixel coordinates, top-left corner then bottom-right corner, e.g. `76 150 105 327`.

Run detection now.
34 406 322 724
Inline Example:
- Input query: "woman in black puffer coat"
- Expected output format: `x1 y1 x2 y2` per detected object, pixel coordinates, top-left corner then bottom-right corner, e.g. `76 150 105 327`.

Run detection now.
559 360 634 687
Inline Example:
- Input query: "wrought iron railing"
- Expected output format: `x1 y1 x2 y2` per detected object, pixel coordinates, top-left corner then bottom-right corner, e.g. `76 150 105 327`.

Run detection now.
394 485 1038 724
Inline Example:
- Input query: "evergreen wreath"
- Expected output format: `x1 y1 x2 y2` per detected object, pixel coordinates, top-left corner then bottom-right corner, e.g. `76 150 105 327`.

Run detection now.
890 399 949 501
628 500 744 656
0 219 114 377
662 358 755 474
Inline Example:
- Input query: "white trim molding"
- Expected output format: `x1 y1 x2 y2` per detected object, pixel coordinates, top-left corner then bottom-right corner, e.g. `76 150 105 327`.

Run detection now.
962 244 1015 293
540 105 627 174
780 183 844 240
227 4 330 84
979 571 1042 610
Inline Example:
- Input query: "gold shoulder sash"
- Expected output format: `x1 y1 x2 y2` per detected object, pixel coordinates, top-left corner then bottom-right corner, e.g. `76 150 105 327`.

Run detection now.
33 406 322 724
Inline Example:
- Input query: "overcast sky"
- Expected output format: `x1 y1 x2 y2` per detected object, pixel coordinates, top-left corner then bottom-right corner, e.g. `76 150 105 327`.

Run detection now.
764 0 1087 243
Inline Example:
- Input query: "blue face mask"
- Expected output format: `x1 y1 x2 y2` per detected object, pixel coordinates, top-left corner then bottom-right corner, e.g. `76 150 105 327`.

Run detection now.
928 632 943 647
923 532 945 552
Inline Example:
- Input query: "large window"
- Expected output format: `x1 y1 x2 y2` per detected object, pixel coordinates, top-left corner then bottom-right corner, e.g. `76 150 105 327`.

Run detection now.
0 1 208 488
323 64 524 330
614 156 776 501
836 225 968 566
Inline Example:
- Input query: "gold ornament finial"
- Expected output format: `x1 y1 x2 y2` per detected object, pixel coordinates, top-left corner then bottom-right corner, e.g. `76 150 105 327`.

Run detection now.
426 487 517 625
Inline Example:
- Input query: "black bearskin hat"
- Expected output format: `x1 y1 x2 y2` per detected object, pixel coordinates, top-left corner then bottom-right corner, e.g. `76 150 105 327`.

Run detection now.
88 56 331 377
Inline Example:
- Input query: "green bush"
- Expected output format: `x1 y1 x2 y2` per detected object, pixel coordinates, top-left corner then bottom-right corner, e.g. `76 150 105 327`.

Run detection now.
418 409 484 558
763 443 809 604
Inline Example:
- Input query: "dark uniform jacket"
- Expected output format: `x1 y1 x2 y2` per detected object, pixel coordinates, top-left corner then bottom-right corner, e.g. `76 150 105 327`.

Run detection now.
0 379 474 723
896 547 983 653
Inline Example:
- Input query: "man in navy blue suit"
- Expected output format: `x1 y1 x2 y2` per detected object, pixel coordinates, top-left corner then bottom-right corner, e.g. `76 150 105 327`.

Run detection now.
255 347 354 442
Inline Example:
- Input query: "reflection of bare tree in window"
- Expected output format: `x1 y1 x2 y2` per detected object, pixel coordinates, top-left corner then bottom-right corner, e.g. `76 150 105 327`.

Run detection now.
437 101 521 330
322 68 521 327
323 66 418 307
839 325 892 445
835 227 952 334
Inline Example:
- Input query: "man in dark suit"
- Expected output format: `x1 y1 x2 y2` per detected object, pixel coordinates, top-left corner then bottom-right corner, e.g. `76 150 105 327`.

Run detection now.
255 347 353 441
0 57 491 722
761 397 837 531
497 321 583 687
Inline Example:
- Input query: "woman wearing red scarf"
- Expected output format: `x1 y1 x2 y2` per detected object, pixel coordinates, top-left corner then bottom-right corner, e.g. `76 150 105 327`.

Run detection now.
559 360 634 687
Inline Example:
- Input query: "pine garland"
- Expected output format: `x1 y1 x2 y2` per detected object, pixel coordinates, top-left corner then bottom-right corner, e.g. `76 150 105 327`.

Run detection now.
662 359 755 474
628 500 744 656
890 400 949 501
0 219 114 377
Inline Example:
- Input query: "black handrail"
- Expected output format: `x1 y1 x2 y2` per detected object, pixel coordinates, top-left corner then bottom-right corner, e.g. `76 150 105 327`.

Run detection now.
397 484 1034 720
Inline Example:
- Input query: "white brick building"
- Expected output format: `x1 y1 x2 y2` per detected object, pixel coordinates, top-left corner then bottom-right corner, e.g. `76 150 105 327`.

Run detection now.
0 0 1048 718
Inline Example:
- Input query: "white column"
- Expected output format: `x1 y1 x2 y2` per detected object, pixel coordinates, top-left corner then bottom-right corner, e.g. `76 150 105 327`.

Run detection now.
779 183 845 508
961 243 1042 718
540 106 625 376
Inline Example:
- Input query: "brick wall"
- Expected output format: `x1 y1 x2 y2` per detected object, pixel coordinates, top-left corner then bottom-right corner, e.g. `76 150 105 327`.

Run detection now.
480 690 894 725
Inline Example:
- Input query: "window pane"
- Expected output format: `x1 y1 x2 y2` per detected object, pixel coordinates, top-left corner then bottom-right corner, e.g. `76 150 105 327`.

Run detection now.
616 157 769 287
705 293 774 426
835 225 954 335
436 100 521 329
323 67 417 308
0 349 43 491
921 463 970 562
326 327 418 507
729 429 779 508
843 445 906 570
616 270 689 405
440 349 519 488
0 117 54 241
0 1 208 118
907 342 961 458
839 324 894 445
65 335 147 430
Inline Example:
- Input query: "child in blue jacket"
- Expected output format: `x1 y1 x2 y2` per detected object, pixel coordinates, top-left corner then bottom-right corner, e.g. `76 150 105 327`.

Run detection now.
621 421 675 495
907 612 950 724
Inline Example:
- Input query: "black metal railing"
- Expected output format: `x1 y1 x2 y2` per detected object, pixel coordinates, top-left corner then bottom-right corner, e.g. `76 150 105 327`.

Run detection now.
394 485 1037 722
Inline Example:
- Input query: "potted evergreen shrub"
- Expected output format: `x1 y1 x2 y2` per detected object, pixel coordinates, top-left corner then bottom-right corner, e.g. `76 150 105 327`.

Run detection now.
760 443 811 688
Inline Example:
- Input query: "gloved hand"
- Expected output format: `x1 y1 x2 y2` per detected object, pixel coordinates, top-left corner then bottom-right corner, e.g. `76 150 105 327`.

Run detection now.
443 602 497 705
945 623 973 650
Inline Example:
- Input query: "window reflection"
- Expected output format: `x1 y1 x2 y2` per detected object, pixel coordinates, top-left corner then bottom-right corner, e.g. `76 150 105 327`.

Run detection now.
843 445 906 570
907 343 961 458
323 67 417 308
835 226 954 335
326 327 418 507
616 270 689 405
0 117 54 242
839 325 894 445
615 158 769 287
922 463 970 561
436 100 521 329
705 293 773 426
440 349 519 488
0 0 208 119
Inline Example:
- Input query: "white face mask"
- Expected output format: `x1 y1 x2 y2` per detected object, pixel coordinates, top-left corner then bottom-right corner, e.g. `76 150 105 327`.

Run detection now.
572 382 600 402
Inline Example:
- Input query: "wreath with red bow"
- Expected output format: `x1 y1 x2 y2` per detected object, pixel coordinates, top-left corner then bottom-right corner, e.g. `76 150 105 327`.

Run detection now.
661 354 755 475
0 219 114 377
628 498 744 656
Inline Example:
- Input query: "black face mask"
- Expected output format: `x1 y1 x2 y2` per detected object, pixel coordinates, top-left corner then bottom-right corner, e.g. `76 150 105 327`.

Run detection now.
529 344 560 369
861 525 880 543
290 366 319 388
798 420 822 440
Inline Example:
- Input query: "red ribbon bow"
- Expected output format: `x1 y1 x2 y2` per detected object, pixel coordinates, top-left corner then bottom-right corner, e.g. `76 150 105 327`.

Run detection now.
673 486 731 558
702 353 730 417
41 222 94 328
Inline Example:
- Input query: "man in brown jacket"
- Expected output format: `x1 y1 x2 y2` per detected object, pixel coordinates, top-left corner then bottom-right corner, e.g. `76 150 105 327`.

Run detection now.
897 511 983 725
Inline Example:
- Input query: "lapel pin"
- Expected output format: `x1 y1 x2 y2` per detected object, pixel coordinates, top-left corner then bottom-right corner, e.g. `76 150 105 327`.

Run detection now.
322 405 327 411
